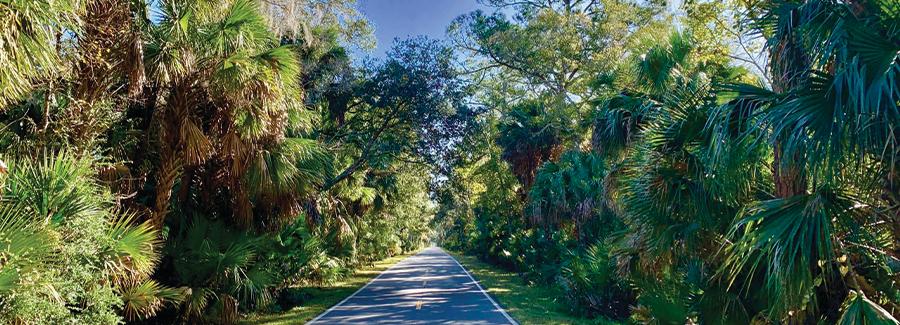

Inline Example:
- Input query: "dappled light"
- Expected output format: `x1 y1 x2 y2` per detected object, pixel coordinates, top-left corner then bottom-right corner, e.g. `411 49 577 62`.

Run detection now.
309 248 513 324
0 0 897 324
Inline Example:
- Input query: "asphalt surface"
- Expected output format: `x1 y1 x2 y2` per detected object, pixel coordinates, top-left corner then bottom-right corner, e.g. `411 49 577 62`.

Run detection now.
308 247 517 324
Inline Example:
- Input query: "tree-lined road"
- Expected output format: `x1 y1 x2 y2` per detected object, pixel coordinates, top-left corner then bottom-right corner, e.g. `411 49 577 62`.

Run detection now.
308 247 517 324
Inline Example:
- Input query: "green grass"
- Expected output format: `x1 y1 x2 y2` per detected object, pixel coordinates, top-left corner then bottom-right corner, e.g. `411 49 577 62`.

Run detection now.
448 252 612 325
241 254 412 325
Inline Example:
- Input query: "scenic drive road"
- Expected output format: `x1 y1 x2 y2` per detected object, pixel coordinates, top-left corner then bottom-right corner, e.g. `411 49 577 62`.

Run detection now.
308 247 518 324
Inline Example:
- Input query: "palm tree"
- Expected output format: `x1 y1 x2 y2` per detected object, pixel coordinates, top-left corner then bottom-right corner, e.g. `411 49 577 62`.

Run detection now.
527 150 606 235
755 0 813 198
587 31 775 323
497 100 570 191
714 0 899 320
66 0 148 148
0 151 177 322
143 0 315 227
0 0 79 109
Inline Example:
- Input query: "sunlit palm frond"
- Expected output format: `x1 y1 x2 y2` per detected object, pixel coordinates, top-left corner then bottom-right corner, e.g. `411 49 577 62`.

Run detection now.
247 137 330 199
837 291 899 325
635 31 695 95
119 280 186 321
146 0 198 84
201 0 272 57
102 213 161 284
0 0 79 108
0 203 54 293
5 150 104 224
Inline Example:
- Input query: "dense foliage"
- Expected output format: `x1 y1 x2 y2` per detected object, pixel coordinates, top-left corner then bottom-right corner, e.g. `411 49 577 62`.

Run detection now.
1 0 898 324
0 0 452 323
436 0 899 323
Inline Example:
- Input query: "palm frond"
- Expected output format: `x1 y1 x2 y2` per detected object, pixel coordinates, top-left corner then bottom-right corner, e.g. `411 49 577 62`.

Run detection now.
0 0 79 108
102 213 161 284
721 186 859 317
837 291 899 325
5 150 103 224
201 0 272 57
119 280 186 321
0 203 54 293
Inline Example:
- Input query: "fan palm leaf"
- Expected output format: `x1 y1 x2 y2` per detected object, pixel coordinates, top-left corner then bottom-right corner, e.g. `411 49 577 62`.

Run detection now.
721 185 863 317
838 291 900 325
0 203 54 293
168 216 276 320
119 280 186 321
4 150 103 224
0 0 79 108
102 213 161 285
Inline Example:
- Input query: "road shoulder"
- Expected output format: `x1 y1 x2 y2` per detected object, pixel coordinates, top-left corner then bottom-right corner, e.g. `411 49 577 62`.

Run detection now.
241 254 412 325
446 251 611 325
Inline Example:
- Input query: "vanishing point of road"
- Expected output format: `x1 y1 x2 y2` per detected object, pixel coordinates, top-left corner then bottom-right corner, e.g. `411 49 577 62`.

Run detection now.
308 247 518 324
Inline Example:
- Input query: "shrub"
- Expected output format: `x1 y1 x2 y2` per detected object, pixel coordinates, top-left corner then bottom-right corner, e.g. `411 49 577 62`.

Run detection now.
0 152 170 324
557 244 634 320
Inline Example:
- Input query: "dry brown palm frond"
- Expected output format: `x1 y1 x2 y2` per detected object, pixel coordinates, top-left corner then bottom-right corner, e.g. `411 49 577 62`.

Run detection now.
233 185 254 228
222 131 247 161
180 119 213 165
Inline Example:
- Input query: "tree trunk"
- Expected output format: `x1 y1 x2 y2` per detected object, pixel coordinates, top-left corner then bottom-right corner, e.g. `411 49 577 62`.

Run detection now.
152 150 179 226
772 140 807 197
151 85 188 226
69 0 134 149
769 9 811 198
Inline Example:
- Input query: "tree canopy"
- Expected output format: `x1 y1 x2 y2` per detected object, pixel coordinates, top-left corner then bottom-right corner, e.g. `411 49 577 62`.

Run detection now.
0 0 897 324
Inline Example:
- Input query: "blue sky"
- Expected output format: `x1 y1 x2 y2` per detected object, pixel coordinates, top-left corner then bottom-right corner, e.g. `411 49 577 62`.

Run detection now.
355 0 488 58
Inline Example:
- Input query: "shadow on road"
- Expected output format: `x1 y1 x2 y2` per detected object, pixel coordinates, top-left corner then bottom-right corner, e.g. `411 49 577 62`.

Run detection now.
308 247 516 324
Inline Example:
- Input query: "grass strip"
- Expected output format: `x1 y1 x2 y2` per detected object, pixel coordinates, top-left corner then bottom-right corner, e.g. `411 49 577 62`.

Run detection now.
447 252 609 325
242 253 412 325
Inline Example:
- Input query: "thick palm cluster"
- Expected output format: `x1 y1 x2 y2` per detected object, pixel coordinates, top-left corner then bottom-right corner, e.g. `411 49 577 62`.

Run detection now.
0 0 448 323
1 0 898 323
142 0 326 228
438 0 899 323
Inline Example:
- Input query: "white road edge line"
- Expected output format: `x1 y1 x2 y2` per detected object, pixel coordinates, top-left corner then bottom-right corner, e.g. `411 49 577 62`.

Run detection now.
307 253 414 324
444 249 519 325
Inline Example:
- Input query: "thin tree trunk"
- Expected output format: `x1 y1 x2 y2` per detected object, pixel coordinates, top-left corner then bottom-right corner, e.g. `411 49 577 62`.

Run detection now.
769 10 810 198
152 149 179 226
151 85 187 226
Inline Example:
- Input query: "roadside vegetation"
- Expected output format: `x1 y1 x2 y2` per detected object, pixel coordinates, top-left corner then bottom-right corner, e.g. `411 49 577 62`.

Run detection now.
0 0 897 324
450 252 609 325
241 254 411 325
0 0 443 323
434 0 900 324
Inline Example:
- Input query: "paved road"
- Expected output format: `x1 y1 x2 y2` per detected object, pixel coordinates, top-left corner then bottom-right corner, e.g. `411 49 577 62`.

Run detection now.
308 247 517 324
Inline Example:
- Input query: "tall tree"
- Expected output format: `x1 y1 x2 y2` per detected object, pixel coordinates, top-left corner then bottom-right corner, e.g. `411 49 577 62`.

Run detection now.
318 37 476 191
449 0 666 189
142 0 306 226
